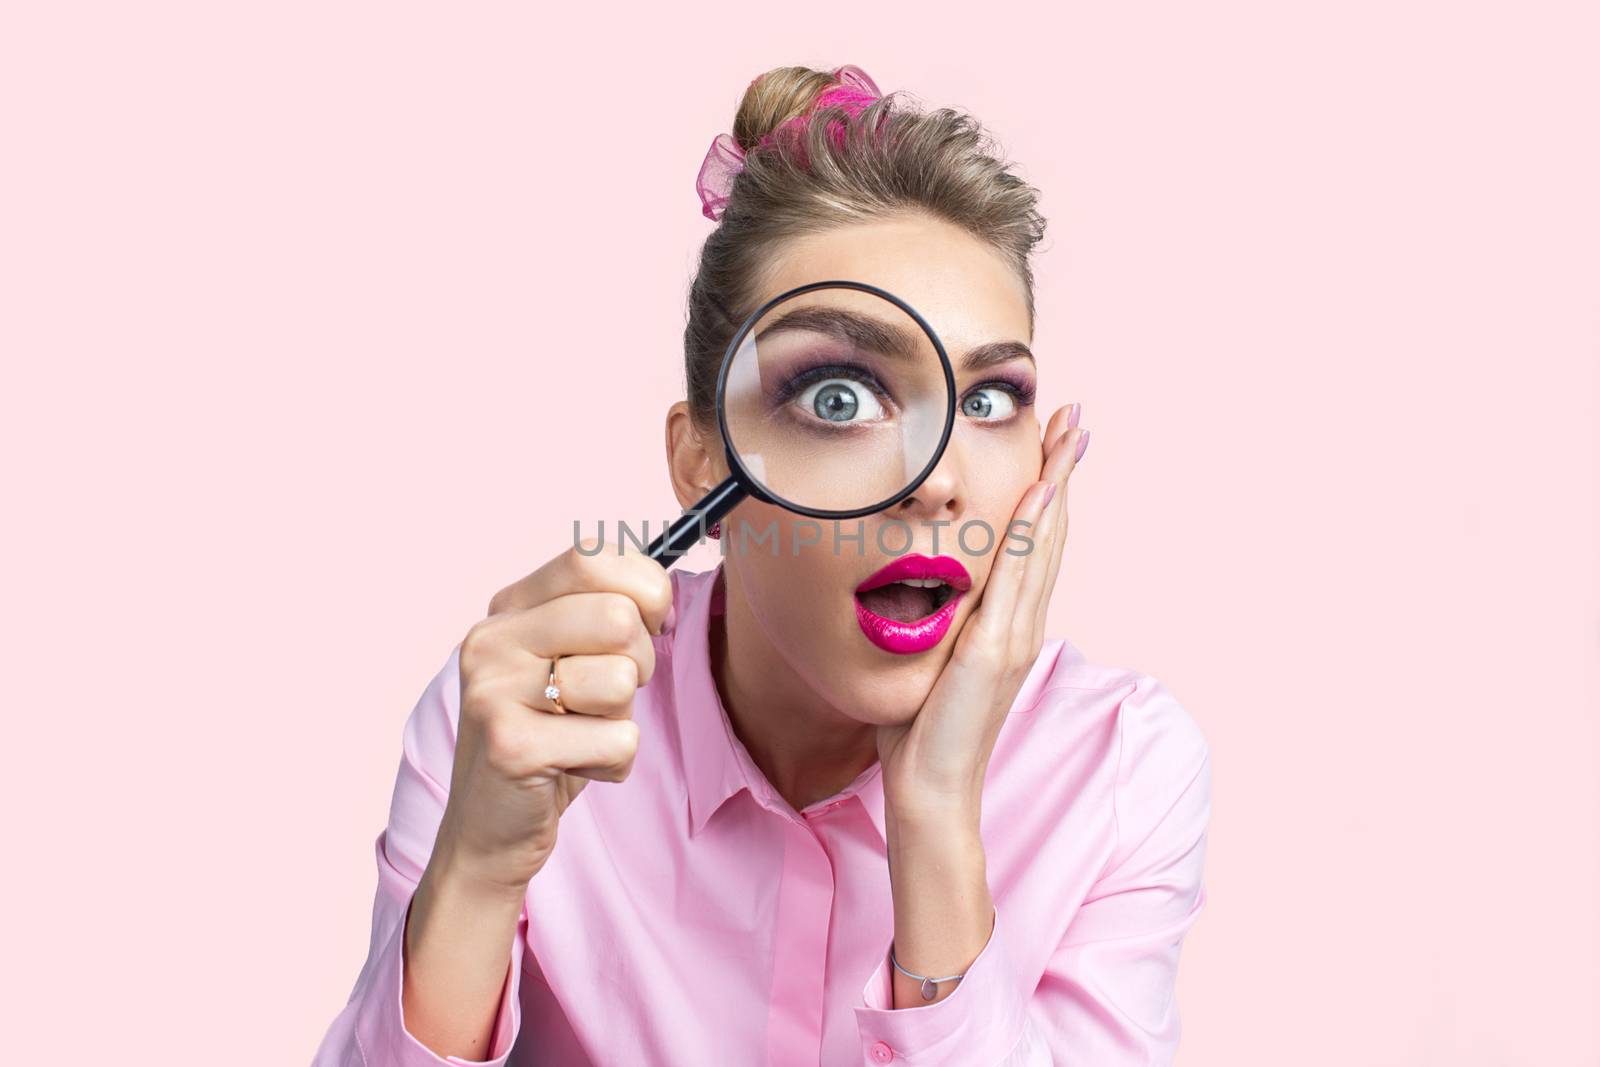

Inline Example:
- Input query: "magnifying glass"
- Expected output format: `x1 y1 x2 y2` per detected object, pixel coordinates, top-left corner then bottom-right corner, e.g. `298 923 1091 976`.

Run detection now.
647 279 956 567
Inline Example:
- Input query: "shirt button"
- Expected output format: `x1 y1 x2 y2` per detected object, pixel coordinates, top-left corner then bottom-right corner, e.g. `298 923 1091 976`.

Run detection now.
869 1040 895 1063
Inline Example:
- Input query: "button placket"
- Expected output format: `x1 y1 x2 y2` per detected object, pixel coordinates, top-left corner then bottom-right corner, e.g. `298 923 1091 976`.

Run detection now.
766 816 835 1067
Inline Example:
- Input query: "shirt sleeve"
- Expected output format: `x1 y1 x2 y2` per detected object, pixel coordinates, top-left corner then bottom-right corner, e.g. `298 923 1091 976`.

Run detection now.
852 673 1212 1066
311 644 526 1067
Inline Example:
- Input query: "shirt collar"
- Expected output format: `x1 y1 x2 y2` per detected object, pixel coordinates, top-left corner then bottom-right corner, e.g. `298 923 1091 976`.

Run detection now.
669 563 888 846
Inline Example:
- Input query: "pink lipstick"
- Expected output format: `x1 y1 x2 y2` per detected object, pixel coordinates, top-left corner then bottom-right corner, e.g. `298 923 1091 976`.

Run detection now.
853 553 973 655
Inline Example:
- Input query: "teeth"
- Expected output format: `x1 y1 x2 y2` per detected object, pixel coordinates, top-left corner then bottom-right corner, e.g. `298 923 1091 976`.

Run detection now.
895 578 947 588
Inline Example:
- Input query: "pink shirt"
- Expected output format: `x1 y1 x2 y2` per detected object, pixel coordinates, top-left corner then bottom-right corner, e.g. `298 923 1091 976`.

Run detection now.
312 563 1211 1066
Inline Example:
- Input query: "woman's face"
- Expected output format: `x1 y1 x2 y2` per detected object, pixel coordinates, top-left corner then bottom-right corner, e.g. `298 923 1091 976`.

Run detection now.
697 212 1044 725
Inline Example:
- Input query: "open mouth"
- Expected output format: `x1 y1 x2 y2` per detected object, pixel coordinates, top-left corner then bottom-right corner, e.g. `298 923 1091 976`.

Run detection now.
852 554 973 654
854 578 959 623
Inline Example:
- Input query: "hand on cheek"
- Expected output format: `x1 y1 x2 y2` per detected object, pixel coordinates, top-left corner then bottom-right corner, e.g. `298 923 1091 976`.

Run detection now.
876 402 1089 815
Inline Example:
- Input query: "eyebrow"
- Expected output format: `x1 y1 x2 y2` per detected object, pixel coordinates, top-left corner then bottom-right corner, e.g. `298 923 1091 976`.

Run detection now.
753 306 1034 372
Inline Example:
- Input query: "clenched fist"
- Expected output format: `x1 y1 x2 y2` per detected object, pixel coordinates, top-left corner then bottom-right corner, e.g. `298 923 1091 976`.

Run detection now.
433 537 674 894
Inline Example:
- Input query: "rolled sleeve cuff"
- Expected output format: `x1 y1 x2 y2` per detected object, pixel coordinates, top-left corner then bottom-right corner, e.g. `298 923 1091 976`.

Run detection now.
353 894 525 1066
852 905 1028 1065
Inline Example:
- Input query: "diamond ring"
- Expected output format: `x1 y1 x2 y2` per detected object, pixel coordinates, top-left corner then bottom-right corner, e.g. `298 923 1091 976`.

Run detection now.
545 656 564 712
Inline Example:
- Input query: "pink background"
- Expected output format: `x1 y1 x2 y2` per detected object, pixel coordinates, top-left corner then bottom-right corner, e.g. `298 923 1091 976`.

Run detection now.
3 2 1595 1063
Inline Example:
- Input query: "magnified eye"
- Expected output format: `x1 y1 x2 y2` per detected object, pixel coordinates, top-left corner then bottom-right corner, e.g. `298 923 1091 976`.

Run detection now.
961 387 1017 421
797 378 886 424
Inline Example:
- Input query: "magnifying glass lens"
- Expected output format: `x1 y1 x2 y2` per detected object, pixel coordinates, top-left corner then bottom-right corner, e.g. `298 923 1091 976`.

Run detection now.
721 286 950 514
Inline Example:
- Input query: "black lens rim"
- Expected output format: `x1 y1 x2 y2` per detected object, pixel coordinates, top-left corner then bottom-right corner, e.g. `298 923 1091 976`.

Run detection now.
713 279 958 521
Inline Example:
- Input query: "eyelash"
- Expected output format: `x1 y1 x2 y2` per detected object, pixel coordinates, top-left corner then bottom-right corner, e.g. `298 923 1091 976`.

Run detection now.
770 363 893 409
963 377 1037 414
770 366 1037 417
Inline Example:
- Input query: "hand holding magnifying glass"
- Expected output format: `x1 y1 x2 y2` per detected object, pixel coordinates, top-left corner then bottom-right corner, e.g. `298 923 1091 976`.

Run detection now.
429 280 961 898
647 279 958 565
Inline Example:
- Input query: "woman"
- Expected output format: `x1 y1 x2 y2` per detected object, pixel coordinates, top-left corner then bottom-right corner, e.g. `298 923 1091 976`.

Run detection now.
313 64 1211 1067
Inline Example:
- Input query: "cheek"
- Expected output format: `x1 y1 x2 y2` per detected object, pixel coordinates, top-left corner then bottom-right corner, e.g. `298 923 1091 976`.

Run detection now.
726 503 857 613
950 428 1043 585
963 427 1043 518
726 506 876 688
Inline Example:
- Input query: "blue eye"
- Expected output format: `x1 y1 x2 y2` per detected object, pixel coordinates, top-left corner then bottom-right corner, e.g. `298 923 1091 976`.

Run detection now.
961 387 1017 421
797 378 886 423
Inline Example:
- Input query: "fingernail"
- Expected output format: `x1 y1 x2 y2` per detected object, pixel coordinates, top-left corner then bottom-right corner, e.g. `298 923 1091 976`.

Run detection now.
1067 402 1081 430
662 604 677 635
1040 481 1057 508
1074 429 1091 462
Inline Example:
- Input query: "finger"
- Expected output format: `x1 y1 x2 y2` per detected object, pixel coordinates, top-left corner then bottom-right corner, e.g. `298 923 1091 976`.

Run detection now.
485 704 642 783
1041 410 1083 486
969 477 1055 645
463 591 657 690
537 652 636 716
1011 414 1078 640
1029 437 1074 638
485 652 639 718
487 539 674 636
1032 414 1087 636
1038 403 1074 458
534 714 641 783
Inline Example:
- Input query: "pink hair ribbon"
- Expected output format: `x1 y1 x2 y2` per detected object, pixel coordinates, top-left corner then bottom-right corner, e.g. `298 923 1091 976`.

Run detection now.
695 64 883 222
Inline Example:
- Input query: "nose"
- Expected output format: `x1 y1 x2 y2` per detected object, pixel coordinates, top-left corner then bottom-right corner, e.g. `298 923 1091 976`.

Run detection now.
892 433 965 526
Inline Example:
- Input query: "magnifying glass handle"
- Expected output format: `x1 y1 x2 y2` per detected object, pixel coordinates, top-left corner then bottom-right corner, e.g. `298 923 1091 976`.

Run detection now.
647 475 747 568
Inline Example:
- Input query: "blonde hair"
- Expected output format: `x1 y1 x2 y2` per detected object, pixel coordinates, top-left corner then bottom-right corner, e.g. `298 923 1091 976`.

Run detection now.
683 64 1048 430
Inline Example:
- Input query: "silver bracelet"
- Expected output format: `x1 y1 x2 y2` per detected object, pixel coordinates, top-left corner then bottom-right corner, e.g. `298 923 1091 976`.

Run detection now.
889 945 966 1001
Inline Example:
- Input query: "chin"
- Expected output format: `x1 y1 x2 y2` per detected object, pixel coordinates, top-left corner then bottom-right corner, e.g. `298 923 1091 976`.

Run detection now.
829 639 953 724
745 598 949 724
738 552 977 722
759 615 943 725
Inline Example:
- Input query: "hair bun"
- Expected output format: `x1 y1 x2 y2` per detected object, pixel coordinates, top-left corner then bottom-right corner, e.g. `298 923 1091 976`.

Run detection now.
732 64 882 151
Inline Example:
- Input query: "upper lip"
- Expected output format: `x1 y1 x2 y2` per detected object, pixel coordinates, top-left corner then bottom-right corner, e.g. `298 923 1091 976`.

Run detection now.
855 553 973 595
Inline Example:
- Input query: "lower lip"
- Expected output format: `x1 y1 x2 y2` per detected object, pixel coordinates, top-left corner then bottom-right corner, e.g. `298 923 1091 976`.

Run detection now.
854 592 964 654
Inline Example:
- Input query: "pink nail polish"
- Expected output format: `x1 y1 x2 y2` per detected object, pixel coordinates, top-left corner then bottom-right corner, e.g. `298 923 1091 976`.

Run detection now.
1074 429 1091 462
1067 403 1081 430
